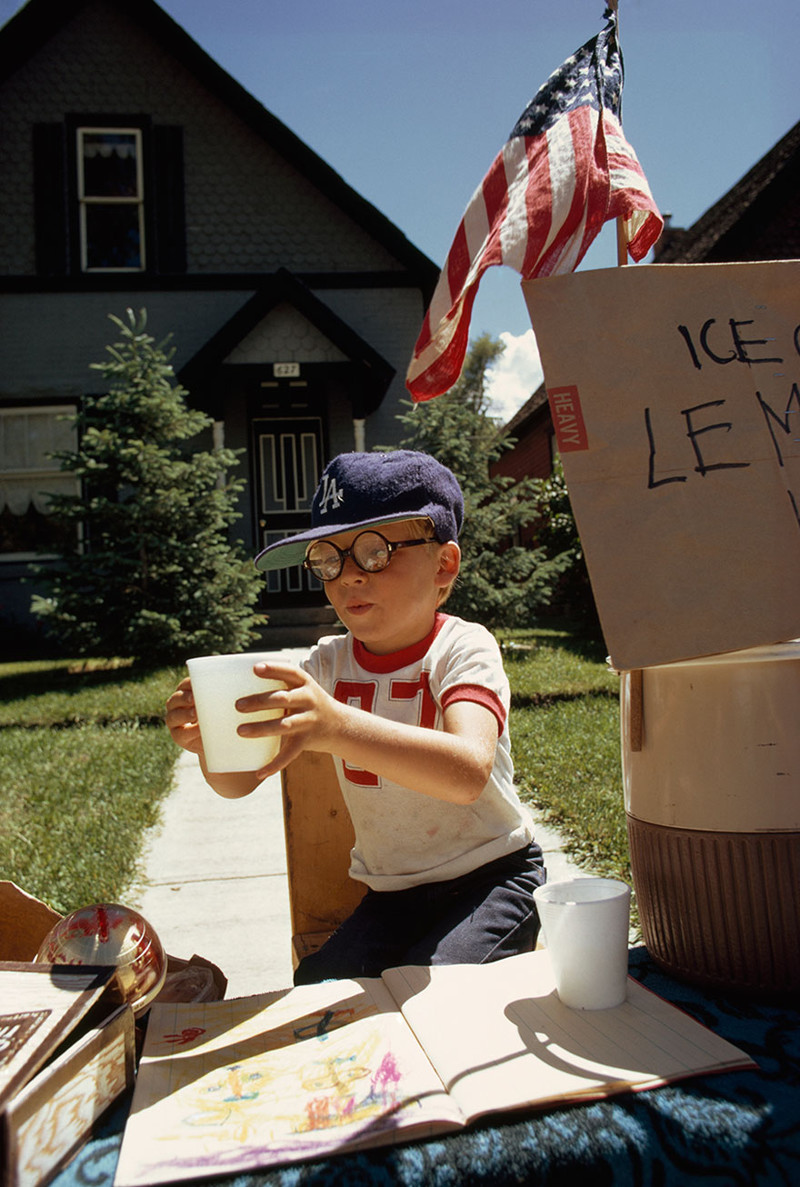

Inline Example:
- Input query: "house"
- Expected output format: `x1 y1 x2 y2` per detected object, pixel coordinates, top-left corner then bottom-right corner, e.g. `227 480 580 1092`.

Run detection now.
652 118 800 264
489 385 554 548
0 0 438 649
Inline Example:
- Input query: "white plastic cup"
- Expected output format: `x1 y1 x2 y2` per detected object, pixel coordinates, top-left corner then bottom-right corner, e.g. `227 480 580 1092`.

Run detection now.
533 877 631 1009
185 653 287 773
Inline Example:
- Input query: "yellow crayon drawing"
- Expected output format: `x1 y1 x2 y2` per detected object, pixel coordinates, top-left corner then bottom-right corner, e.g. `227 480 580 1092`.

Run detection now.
177 1024 406 1146
114 981 465 1183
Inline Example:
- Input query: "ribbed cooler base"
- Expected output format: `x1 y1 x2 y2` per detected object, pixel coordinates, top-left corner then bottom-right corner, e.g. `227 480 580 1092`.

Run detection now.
627 815 800 998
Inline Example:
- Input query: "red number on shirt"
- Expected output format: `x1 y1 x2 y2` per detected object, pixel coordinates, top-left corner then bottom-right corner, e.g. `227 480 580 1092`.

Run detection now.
333 680 380 786
389 672 437 729
333 675 438 788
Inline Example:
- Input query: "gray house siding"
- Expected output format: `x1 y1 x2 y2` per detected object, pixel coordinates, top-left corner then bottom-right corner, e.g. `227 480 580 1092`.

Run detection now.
0 291 252 396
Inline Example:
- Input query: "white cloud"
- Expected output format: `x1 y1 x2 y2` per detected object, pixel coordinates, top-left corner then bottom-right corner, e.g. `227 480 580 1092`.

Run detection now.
485 329 544 424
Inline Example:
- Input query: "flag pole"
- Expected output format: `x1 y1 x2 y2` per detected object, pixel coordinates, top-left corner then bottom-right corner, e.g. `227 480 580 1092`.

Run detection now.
616 216 628 267
607 0 644 744
608 0 628 267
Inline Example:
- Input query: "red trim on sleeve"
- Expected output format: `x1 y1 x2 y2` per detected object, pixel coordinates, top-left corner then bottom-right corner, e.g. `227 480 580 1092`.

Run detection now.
440 684 506 735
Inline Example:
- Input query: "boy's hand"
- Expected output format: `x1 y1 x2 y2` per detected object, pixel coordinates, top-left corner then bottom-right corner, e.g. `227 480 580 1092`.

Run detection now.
165 677 204 756
235 662 342 777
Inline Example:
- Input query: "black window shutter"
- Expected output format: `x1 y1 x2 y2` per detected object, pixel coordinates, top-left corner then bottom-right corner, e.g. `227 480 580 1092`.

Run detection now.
153 125 187 274
33 123 69 275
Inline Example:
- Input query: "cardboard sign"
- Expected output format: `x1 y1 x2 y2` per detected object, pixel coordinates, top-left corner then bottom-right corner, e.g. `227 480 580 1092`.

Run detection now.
523 261 800 671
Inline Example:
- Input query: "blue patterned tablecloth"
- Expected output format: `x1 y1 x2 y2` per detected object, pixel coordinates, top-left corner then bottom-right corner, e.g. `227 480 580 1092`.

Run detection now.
57 947 800 1187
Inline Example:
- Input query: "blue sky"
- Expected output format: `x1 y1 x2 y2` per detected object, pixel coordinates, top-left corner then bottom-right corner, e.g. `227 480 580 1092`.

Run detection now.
2 0 797 416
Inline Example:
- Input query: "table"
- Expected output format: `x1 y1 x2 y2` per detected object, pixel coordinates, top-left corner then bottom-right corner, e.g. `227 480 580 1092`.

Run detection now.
55 947 800 1187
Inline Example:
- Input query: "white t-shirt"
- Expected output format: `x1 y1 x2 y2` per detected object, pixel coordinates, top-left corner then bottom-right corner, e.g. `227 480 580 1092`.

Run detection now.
302 612 535 891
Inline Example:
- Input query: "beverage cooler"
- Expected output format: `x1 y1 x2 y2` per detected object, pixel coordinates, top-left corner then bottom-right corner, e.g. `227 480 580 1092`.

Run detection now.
620 641 800 998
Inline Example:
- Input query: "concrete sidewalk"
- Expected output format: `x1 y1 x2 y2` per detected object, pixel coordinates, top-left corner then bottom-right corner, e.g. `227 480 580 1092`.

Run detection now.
130 647 588 1000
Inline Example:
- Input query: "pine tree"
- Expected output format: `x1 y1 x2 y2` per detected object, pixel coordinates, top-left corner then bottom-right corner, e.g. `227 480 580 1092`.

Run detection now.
530 457 603 638
391 334 569 629
31 309 263 664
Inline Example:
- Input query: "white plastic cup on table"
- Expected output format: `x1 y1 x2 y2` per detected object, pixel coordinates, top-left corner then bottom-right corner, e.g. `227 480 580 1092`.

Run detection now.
186 653 287 773
533 877 631 1009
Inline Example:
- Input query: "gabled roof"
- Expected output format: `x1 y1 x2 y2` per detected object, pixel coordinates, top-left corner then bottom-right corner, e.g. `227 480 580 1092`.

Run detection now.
654 119 800 263
0 0 439 291
501 382 548 436
180 269 396 418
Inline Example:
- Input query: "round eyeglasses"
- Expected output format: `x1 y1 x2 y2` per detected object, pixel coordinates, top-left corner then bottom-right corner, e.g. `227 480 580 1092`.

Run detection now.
303 530 434 582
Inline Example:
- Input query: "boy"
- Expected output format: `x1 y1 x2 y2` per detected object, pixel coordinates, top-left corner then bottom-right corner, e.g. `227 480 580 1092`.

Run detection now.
166 450 545 983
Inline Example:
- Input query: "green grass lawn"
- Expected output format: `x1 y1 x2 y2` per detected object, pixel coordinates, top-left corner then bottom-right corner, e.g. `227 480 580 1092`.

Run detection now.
0 659 183 914
499 627 635 928
500 629 628 878
1 627 631 922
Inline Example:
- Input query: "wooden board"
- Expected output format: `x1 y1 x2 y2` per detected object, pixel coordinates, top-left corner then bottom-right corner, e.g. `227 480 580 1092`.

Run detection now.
281 751 365 962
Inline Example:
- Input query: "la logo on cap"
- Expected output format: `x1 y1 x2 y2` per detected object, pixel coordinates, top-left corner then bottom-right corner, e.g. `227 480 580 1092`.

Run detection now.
318 474 345 515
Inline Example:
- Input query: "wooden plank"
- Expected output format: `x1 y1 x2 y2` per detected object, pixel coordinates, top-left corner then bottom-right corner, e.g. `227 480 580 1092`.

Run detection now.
628 668 644 752
281 752 365 945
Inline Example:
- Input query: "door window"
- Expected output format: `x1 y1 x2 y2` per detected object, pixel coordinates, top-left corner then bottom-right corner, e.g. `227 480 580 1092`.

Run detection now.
254 418 324 595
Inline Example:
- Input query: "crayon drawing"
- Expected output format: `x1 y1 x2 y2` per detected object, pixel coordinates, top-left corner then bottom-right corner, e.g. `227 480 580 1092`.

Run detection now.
181 1026 398 1139
145 983 381 1064
115 1011 457 1186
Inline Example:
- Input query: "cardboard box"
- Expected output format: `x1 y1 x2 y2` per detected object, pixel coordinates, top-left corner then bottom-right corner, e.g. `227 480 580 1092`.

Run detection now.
1 1003 135 1187
0 884 60 963
0 882 226 1187
0 959 133 1187
0 882 227 1003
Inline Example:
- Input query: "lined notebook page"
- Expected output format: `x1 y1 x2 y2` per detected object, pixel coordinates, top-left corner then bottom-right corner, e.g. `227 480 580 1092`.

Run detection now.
383 951 756 1121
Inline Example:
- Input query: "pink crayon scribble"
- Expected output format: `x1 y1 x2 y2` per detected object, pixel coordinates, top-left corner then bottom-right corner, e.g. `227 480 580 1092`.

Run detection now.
371 1051 401 1105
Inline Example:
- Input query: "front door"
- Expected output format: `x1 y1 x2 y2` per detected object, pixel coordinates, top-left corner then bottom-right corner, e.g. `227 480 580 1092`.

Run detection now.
253 416 325 599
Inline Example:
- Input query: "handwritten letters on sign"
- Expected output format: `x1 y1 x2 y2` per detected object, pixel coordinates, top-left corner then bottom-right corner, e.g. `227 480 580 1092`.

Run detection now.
523 261 800 670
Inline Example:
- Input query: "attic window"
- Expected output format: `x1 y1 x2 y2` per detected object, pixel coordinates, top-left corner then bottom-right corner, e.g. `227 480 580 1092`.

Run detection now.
77 128 145 271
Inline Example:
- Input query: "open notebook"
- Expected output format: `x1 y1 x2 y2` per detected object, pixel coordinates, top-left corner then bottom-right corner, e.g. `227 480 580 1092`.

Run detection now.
114 949 755 1185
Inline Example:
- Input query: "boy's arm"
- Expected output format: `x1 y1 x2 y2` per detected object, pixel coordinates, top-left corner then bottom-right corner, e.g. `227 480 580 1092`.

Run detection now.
238 663 498 805
167 663 499 803
321 698 498 804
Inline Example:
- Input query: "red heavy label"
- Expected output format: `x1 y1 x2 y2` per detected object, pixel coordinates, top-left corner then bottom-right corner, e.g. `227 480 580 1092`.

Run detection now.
547 386 588 452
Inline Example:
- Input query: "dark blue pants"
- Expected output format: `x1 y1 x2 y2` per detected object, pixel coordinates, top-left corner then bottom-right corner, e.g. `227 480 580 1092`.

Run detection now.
293 841 546 984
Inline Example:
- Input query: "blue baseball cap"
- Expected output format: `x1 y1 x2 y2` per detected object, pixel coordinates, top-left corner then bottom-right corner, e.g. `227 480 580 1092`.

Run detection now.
254 450 464 572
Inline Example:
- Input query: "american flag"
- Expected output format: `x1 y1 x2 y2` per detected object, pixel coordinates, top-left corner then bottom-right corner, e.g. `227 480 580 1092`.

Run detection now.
406 8 663 402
